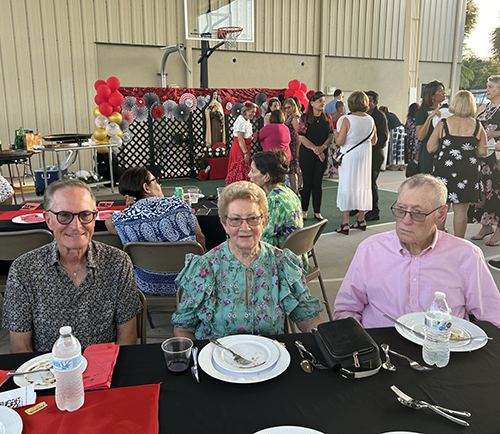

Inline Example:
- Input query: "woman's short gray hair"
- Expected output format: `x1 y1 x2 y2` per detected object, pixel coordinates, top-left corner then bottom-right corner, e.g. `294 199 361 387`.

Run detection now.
44 179 96 210
218 181 268 220
398 174 447 207
241 103 258 117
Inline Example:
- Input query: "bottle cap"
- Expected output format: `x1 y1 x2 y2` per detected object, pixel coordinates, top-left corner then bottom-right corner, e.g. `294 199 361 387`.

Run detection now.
434 291 446 299
60 326 72 335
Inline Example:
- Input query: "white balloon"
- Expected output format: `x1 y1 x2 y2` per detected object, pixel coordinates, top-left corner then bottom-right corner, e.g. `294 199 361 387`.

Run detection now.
109 135 123 146
95 115 109 129
106 122 121 136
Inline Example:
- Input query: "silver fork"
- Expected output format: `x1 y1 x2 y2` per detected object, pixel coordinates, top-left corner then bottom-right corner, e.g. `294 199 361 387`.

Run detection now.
388 348 433 371
209 337 263 367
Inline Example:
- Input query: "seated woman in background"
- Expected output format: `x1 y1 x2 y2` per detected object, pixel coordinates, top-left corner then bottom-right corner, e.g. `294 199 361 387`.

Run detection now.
254 110 291 160
172 181 323 340
249 150 302 248
105 167 206 296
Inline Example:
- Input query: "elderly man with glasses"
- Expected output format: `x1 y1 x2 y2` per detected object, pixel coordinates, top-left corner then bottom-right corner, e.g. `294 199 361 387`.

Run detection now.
334 174 500 328
2 179 142 353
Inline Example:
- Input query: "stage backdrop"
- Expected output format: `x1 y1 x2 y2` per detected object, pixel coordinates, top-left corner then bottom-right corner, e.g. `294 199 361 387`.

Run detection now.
116 87 285 179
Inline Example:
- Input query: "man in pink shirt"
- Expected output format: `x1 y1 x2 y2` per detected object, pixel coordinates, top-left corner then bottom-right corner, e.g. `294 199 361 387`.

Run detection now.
334 174 500 328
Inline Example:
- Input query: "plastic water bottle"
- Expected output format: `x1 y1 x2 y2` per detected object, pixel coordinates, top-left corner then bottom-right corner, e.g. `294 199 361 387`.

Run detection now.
422 291 452 368
52 326 85 411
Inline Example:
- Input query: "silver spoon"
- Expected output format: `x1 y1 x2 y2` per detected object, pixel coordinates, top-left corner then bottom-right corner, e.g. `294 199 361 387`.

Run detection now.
381 343 397 371
300 359 313 373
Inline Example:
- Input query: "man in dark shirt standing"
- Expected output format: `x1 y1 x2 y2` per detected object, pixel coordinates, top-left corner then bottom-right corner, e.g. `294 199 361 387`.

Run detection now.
365 90 388 221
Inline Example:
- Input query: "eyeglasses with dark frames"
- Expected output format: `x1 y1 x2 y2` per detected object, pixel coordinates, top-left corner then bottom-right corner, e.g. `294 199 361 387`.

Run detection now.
226 215 264 227
390 202 444 222
48 210 97 225
147 177 161 185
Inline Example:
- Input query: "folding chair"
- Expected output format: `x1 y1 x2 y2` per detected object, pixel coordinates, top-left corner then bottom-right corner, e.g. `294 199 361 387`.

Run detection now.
282 219 333 321
136 289 147 344
92 231 124 250
123 241 205 337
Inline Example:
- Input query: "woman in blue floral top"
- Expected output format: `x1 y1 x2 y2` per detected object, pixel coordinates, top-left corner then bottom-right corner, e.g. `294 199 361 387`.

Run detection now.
172 181 323 340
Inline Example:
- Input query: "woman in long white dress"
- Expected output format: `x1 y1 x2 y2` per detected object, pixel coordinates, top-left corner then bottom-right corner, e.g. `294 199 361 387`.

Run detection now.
334 91 376 235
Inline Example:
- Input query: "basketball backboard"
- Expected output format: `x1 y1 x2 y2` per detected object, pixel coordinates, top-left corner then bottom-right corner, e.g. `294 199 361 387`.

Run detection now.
184 0 254 43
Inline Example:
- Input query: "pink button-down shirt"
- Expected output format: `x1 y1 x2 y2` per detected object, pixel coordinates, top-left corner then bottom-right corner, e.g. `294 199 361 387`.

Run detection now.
334 229 500 328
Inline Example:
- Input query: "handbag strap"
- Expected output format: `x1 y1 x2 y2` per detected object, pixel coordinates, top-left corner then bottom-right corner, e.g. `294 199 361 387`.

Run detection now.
341 127 374 156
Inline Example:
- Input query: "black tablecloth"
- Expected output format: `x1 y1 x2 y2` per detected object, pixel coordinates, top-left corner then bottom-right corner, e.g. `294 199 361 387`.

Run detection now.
1 324 498 433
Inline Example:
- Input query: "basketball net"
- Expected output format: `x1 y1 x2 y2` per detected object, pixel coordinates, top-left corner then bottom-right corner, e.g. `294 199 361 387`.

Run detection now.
217 27 243 49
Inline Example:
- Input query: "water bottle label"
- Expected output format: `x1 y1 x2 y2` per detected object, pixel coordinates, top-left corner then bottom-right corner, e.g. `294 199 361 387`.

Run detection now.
52 354 82 372
425 318 452 332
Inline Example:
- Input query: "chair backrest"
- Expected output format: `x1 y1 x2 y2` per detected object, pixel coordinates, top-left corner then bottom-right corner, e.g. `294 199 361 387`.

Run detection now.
92 231 124 250
123 241 205 273
136 289 147 344
0 229 54 261
281 219 328 257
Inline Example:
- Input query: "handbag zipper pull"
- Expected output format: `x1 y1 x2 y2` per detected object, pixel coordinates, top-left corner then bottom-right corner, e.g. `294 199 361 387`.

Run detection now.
353 351 360 368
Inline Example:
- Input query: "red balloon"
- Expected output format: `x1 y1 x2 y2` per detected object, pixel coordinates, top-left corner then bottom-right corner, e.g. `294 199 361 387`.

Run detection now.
94 80 106 91
294 90 306 101
107 76 120 91
97 84 111 99
284 89 294 98
94 95 106 105
99 102 113 116
300 83 308 93
113 106 122 113
288 79 301 91
108 90 124 107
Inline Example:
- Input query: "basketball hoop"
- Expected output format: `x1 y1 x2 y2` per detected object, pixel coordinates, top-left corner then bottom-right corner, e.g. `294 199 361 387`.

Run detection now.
218 27 243 49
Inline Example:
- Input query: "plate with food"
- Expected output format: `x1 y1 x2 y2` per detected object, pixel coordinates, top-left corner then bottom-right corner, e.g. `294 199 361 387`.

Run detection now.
11 213 45 224
13 353 88 390
96 210 116 221
395 312 488 352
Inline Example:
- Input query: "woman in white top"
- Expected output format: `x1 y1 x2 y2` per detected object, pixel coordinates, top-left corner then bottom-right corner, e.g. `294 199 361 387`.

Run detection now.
334 91 376 235
226 103 257 185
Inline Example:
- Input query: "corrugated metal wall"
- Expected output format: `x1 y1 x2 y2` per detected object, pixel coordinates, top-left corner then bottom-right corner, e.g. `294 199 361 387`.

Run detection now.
0 0 462 173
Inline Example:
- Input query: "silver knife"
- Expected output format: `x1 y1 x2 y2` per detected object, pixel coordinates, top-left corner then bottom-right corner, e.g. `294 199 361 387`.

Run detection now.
384 314 425 339
191 347 200 383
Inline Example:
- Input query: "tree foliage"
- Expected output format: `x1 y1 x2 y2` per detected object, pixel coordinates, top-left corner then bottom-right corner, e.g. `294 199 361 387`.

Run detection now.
464 0 478 39
461 53 500 89
491 12 500 62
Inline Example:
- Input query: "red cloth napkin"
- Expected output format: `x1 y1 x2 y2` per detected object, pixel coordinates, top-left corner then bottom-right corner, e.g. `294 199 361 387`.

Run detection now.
83 343 120 390
0 209 44 221
0 370 12 387
16 384 160 434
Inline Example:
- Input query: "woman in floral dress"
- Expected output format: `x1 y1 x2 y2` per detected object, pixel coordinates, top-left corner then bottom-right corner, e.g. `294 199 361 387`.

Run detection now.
471 76 500 246
283 97 301 194
172 181 322 340
427 90 486 238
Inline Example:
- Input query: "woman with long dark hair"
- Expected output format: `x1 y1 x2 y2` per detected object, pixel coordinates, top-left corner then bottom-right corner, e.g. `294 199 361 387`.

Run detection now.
297 91 334 220
415 80 446 173
283 97 301 194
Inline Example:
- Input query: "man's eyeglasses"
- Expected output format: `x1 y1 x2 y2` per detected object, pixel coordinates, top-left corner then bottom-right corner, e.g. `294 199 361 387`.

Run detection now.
226 215 264 227
390 202 444 222
48 210 97 225
147 177 161 185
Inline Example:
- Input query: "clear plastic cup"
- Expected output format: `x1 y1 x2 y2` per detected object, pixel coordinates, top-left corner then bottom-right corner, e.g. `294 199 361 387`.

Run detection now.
161 337 193 375
216 187 225 199
188 188 199 204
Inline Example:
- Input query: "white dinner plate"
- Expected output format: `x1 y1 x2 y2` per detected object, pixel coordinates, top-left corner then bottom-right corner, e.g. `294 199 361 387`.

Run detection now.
212 335 280 374
395 313 488 352
184 193 204 199
14 353 88 390
381 432 423 434
96 210 116 221
0 407 22 434
11 213 45 224
199 338 290 384
254 427 325 434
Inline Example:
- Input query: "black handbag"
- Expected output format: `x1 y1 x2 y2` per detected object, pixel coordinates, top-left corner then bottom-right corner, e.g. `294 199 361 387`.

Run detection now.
405 159 419 177
333 127 374 168
311 318 381 379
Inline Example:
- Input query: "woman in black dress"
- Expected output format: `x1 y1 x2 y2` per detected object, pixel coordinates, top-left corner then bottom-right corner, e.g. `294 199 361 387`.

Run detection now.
297 91 334 220
427 90 486 238
471 75 500 246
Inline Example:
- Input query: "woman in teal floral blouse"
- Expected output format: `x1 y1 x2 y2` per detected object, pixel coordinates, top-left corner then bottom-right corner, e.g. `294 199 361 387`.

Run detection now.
172 181 323 340
249 150 303 248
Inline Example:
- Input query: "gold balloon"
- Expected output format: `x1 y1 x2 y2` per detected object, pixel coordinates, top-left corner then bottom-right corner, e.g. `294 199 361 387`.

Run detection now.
93 107 101 117
93 128 107 141
117 130 123 138
108 112 122 124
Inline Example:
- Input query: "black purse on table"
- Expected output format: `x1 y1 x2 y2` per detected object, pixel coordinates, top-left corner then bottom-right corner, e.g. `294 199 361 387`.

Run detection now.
311 317 381 379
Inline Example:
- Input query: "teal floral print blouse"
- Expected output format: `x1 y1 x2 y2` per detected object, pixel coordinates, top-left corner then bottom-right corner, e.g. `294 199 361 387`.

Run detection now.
262 185 303 248
171 241 322 339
